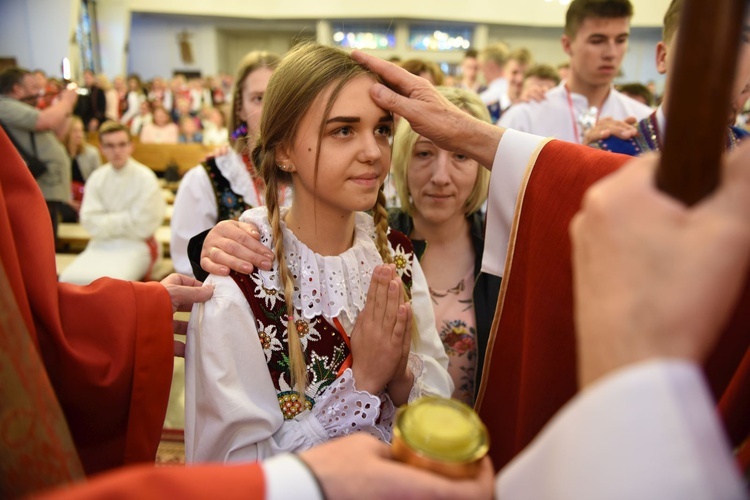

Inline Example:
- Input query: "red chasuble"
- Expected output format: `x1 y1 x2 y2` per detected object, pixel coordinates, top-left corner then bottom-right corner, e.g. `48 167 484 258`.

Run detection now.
0 128 174 488
476 139 750 470
34 462 266 500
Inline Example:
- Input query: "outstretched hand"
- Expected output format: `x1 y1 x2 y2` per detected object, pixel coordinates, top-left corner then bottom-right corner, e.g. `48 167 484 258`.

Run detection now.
201 219 275 276
570 143 750 387
350 265 412 400
160 273 213 357
301 434 495 500
351 50 502 169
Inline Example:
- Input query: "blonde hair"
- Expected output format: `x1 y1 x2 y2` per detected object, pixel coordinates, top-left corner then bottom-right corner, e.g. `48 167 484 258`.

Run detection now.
391 86 491 216
63 116 86 157
251 42 394 398
479 43 510 67
95 73 112 91
507 47 533 67
400 58 445 86
230 50 281 154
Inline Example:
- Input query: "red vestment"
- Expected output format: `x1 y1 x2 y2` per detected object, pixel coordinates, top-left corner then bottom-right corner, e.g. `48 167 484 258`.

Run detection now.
0 128 174 491
35 463 266 500
476 139 750 470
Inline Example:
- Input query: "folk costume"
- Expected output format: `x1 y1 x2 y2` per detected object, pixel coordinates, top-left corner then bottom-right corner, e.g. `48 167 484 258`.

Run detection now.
477 130 750 473
185 207 453 463
171 151 291 277
498 82 652 144
59 158 166 285
593 106 749 155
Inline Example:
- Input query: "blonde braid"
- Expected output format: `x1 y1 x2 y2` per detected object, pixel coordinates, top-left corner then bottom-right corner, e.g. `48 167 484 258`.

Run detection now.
265 165 308 399
372 187 392 265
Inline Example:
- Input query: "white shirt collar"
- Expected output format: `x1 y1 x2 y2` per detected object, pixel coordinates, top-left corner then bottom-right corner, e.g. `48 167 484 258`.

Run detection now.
239 207 384 323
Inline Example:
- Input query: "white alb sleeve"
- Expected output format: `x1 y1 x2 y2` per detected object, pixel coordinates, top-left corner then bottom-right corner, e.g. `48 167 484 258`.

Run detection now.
496 360 747 500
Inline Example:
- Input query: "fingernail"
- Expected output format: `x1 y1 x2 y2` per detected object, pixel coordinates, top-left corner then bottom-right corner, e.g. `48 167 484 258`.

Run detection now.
241 264 252 272
260 260 272 270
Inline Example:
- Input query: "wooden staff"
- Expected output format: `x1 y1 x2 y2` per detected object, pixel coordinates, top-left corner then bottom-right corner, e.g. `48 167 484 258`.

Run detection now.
657 0 748 205
0 261 84 497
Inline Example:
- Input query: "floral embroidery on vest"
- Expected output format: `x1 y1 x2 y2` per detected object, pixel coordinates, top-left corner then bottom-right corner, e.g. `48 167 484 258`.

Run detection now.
230 229 414 419
202 157 253 221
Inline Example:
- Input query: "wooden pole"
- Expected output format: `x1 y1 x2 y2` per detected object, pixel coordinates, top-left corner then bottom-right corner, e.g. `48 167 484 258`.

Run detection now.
657 0 748 205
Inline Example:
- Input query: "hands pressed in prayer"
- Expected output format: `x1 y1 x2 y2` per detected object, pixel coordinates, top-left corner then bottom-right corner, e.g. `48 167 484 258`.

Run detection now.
349 265 414 404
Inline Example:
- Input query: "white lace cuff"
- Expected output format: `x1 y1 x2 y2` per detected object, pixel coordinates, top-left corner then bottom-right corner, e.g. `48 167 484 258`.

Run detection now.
314 368 394 442
406 353 426 402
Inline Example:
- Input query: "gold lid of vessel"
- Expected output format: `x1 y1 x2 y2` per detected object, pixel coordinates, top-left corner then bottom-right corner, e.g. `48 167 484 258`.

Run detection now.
392 396 489 479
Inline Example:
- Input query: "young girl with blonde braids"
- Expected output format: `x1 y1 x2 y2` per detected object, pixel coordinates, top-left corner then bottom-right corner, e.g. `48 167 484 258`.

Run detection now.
184 43 452 464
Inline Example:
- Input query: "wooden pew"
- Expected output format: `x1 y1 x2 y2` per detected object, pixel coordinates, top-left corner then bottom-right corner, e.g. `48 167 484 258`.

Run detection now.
131 143 214 176
87 133 213 177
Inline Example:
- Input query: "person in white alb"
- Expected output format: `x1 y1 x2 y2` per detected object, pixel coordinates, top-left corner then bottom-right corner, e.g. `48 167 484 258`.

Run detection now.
59 122 165 285
499 0 652 144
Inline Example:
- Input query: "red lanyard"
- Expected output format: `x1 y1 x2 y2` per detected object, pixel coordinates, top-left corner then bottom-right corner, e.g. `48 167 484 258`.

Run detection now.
565 85 602 144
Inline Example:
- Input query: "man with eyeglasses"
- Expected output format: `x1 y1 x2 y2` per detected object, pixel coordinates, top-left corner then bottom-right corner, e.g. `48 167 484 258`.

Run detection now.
0 66 77 239
59 122 165 285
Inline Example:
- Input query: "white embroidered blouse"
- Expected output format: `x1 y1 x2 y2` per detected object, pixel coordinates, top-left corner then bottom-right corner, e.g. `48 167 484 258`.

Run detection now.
184 207 452 464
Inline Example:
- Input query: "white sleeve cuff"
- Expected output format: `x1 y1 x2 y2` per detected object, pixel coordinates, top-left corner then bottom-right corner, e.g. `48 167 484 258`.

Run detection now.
482 130 547 278
496 360 746 500
263 454 323 500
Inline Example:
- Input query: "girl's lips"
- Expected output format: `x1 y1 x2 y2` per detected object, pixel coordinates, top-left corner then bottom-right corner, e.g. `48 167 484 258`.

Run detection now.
350 174 380 186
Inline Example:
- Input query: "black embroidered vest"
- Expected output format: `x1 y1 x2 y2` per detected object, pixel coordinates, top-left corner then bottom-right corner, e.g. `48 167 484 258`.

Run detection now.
202 157 253 221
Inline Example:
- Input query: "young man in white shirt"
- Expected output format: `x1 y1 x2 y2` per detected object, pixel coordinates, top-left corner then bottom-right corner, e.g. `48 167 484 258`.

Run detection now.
499 0 652 143
59 122 166 285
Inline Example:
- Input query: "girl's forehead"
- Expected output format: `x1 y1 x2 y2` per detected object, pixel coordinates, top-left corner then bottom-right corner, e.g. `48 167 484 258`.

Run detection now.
324 75 385 114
